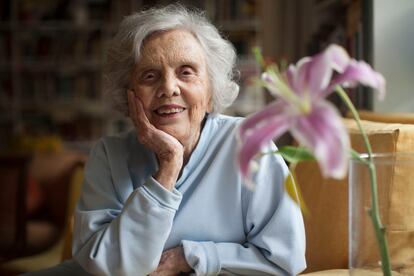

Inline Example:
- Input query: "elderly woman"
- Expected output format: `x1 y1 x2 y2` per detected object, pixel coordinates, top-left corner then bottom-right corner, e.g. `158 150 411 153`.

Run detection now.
31 4 306 276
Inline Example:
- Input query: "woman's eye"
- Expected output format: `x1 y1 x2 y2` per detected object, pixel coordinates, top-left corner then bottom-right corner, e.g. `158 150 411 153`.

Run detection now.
180 66 195 77
142 71 157 81
144 73 154 79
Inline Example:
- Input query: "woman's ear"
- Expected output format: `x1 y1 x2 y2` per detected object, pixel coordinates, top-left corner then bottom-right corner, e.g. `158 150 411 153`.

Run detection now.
126 89 136 117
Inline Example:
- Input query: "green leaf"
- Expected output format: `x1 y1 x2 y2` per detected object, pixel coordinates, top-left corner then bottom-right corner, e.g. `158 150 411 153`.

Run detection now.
262 146 315 163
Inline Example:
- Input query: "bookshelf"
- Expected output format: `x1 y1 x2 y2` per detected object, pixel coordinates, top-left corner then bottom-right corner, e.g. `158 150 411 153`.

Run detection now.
211 0 264 116
0 0 265 151
305 0 373 113
258 0 373 112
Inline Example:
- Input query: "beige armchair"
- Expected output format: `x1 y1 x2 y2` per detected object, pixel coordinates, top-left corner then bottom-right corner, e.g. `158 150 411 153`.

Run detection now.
0 152 85 274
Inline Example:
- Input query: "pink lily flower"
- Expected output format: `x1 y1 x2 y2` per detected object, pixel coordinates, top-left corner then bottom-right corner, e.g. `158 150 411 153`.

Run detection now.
237 44 385 180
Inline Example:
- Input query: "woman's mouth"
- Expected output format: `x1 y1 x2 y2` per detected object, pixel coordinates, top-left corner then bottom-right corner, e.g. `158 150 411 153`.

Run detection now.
154 105 186 117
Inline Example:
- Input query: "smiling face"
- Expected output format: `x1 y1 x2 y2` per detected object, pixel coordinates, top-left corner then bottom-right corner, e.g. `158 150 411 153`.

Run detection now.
130 29 211 153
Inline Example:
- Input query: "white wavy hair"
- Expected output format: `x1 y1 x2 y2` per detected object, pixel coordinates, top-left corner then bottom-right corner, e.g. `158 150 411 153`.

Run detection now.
104 4 239 114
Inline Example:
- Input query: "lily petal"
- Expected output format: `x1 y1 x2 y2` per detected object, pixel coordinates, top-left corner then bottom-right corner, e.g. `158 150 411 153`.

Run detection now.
291 100 350 179
239 101 287 140
238 103 291 178
307 44 351 97
287 58 312 96
326 60 386 100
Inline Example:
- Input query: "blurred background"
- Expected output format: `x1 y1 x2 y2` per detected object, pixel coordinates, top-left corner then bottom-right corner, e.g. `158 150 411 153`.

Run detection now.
0 0 413 274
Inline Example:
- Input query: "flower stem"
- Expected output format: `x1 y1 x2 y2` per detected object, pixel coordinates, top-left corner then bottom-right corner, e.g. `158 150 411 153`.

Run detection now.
336 86 392 276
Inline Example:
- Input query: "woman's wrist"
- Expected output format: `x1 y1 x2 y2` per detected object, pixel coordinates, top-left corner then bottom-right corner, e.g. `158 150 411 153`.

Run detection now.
154 161 182 191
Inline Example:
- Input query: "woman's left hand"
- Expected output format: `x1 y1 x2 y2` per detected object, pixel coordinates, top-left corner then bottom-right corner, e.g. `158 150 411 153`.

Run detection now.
149 246 192 276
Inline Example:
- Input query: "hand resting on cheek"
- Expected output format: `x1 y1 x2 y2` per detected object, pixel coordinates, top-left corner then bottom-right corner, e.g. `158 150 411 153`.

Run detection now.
128 90 184 191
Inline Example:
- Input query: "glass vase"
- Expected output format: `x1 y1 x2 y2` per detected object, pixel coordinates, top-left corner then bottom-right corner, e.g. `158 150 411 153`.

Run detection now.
349 153 414 275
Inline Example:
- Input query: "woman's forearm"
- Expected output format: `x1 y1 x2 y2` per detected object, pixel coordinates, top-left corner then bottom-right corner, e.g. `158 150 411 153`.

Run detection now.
73 177 182 275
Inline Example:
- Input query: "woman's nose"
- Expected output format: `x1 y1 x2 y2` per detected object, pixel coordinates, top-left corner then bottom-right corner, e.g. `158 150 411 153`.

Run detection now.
156 73 180 98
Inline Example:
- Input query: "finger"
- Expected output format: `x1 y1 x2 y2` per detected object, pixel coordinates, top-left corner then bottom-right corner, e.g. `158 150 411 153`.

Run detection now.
159 256 166 265
134 97 151 127
130 91 154 132
159 250 170 263
128 91 154 147
151 265 165 274
128 91 155 141
127 90 139 127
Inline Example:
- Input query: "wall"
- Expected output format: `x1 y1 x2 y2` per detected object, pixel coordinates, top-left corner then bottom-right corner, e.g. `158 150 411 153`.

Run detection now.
373 0 414 113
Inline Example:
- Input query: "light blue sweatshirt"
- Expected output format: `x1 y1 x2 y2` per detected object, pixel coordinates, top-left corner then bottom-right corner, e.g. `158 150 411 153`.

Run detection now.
73 114 306 276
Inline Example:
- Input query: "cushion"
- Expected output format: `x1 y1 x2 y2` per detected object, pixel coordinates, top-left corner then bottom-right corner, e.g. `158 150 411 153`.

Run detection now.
300 269 349 275
347 110 414 125
294 118 414 273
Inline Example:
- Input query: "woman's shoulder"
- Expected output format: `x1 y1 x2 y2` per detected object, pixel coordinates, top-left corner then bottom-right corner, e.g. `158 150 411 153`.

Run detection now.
195 114 245 152
90 129 141 157
208 113 244 130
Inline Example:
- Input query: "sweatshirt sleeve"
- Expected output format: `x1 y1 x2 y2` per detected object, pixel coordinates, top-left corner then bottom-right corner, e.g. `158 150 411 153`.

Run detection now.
182 147 306 276
72 140 182 276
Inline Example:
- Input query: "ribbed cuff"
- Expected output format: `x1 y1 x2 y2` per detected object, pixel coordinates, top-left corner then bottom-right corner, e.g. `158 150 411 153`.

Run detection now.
181 240 220 276
141 177 182 211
